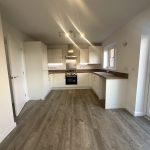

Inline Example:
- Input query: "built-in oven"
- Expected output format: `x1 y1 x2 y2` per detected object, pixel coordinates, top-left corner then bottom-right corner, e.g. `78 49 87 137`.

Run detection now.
65 75 77 85
65 70 77 85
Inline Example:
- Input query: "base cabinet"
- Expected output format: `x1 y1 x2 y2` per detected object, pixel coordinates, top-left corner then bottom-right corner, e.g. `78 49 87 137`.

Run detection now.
89 73 105 100
78 73 89 88
105 79 127 109
49 73 90 89
49 74 53 90
53 73 65 88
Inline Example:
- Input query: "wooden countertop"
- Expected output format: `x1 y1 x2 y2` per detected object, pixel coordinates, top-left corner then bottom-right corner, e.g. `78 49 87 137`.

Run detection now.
48 69 103 74
48 69 128 79
93 72 127 79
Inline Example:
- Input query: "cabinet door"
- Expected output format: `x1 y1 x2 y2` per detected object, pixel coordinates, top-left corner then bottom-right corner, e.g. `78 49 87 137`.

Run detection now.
89 46 102 64
80 49 89 64
48 49 62 63
49 74 53 90
90 74 105 100
53 73 65 87
78 73 89 87
105 79 127 109
89 73 95 90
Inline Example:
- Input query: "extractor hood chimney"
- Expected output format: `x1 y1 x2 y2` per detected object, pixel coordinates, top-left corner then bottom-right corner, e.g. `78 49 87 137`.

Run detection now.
65 44 77 59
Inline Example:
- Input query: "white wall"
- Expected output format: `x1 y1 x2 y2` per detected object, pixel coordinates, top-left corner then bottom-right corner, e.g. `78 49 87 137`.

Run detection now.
0 14 16 143
103 6 150 115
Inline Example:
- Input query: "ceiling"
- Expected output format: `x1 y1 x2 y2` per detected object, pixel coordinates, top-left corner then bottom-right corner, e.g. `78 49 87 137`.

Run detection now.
0 0 150 45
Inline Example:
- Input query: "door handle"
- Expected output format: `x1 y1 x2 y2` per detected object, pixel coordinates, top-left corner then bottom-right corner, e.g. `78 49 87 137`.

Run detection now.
11 76 19 79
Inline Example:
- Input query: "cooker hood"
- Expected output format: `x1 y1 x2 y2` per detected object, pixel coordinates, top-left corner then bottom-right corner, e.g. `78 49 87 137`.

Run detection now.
65 44 77 59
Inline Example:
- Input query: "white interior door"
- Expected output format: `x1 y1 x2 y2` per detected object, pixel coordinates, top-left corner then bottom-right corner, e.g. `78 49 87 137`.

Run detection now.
7 36 26 116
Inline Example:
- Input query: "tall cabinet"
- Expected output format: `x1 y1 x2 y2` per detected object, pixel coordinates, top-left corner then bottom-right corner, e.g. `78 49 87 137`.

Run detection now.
24 41 49 100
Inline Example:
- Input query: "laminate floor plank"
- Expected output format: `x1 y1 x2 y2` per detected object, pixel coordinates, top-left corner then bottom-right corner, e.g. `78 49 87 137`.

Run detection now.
0 89 150 150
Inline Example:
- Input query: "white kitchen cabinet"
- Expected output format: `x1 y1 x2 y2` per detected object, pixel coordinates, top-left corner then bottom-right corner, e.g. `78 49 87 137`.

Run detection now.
49 74 53 90
53 73 65 88
24 41 49 100
105 79 127 109
50 73 90 89
94 75 101 98
48 49 62 63
78 73 89 88
89 73 106 100
89 73 97 95
89 46 102 64
94 74 106 100
80 49 89 64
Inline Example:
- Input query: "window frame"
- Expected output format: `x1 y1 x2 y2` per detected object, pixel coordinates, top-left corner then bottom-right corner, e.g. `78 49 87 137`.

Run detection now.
103 44 116 70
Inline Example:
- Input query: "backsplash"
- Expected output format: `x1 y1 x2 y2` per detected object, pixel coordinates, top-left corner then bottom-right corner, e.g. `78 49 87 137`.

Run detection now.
48 63 101 70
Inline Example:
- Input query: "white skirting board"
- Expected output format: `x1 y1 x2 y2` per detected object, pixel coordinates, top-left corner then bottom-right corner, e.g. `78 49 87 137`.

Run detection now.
125 108 146 117
133 112 146 117
0 122 16 143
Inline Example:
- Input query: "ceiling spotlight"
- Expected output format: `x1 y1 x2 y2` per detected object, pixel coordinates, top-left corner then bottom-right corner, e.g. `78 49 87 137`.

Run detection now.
65 33 70 37
80 33 85 37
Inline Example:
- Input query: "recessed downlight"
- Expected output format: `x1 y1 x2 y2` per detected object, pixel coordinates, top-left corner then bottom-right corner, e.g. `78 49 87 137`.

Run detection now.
80 33 85 37
65 33 70 37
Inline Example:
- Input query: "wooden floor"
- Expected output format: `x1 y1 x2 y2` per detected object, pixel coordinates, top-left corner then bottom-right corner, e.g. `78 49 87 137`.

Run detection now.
1 89 150 150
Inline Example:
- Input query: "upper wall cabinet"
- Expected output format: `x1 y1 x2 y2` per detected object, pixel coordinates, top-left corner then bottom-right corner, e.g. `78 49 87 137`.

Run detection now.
48 49 62 63
80 49 89 64
89 46 102 64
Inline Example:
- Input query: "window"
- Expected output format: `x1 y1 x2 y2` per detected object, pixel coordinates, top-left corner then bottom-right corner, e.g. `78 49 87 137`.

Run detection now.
109 48 115 68
103 45 116 69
